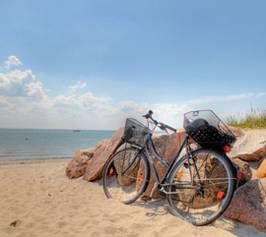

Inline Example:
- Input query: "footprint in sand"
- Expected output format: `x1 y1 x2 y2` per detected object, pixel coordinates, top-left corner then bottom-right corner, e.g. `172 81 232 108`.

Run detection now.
145 212 156 217
9 219 22 227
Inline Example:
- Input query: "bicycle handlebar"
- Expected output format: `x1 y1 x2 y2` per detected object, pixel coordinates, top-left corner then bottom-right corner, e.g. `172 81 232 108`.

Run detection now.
142 110 177 133
158 123 177 133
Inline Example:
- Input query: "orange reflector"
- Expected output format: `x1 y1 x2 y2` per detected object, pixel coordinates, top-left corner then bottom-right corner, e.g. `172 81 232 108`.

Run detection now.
109 167 114 175
223 145 231 153
138 173 144 182
217 191 225 200
237 170 243 179
178 169 183 178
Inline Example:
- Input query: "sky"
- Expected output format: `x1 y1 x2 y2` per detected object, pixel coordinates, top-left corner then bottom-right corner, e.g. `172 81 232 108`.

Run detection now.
0 0 266 129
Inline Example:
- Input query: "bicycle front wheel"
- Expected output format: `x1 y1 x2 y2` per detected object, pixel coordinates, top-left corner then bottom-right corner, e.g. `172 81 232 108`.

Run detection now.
167 149 235 226
102 147 150 204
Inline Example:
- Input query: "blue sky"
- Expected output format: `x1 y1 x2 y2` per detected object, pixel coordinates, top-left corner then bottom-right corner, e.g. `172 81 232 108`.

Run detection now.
0 1 266 129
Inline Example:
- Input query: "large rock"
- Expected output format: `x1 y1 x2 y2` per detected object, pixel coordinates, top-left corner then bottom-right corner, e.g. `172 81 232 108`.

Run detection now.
257 159 266 178
233 143 266 178
233 144 266 162
140 131 187 197
65 149 94 178
233 158 252 182
83 128 124 181
224 179 266 232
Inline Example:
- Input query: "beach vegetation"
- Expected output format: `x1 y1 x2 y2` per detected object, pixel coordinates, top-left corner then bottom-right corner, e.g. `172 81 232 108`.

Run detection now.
227 107 266 129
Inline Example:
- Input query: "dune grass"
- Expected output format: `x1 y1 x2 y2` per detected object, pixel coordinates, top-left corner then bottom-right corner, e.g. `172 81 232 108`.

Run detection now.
227 108 266 129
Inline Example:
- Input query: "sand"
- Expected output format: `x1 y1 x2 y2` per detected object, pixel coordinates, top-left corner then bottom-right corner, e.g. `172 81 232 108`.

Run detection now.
0 158 265 237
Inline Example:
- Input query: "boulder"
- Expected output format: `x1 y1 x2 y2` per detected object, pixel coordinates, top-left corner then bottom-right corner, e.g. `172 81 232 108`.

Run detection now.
233 144 266 162
257 159 266 178
83 128 124 181
233 143 266 178
140 131 187 197
233 158 252 182
224 179 266 232
65 149 94 178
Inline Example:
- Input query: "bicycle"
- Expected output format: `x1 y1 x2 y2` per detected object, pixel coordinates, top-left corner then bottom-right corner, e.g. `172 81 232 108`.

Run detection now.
102 110 237 226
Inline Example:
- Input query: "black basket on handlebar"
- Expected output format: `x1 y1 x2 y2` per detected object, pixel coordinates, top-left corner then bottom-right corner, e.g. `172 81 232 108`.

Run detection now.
123 118 151 147
183 110 236 149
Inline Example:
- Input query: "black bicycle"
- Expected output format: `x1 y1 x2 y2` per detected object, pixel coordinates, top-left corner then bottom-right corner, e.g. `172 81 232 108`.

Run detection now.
102 110 237 226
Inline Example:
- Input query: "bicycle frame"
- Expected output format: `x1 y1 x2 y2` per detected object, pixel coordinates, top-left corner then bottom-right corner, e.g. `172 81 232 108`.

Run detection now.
143 134 190 186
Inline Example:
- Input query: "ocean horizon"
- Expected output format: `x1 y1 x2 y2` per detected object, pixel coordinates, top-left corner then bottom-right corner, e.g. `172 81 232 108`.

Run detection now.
0 128 114 161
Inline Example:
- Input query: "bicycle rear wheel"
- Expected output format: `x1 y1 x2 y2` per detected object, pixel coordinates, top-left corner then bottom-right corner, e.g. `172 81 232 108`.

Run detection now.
102 147 150 204
167 149 235 226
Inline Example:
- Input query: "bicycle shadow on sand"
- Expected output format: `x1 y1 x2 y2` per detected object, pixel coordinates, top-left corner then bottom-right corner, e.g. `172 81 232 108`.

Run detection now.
132 196 266 237
132 197 169 217
97 180 265 237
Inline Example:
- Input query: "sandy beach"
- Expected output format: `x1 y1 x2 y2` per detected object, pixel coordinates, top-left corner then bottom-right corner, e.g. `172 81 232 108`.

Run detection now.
0 158 265 237
2 1 266 235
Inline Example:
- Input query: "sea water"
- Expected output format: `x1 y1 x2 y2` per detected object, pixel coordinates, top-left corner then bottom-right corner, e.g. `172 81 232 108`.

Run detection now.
0 128 114 160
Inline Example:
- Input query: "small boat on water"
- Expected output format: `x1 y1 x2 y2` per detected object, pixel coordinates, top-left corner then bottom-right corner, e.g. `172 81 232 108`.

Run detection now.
73 130 81 132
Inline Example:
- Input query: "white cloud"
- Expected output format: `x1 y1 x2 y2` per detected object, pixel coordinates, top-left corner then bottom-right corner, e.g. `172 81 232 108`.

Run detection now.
54 92 111 112
4 55 22 68
25 81 47 99
0 96 9 107
68 81 87 94
0 69 37 97
0 57 51 114
0 55 266 129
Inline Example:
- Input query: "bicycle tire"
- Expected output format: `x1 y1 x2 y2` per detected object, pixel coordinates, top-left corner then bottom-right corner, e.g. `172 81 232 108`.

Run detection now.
167 149 236 226
102 147 150 204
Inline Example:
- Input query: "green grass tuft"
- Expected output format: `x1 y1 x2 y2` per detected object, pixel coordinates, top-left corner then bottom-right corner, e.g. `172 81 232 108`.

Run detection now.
227 108 266 129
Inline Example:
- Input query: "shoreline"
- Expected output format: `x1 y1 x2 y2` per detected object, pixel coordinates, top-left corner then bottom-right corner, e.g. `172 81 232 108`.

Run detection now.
0 146 96 166
0 157 72 165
